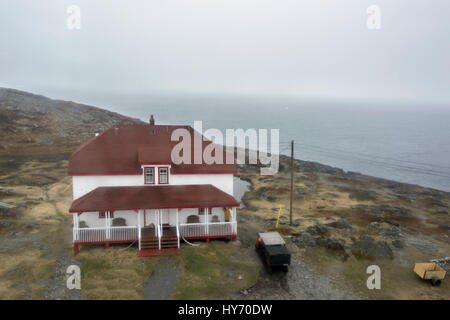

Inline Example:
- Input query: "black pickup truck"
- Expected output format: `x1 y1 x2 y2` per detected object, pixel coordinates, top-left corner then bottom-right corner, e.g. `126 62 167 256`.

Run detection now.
255 232 291 272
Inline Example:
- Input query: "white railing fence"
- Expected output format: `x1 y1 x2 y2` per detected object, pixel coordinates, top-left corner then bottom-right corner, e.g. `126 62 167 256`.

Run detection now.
179 221 236 238
73 226 138 243
74 222 236 244
208 222 236 236
179 223 207 237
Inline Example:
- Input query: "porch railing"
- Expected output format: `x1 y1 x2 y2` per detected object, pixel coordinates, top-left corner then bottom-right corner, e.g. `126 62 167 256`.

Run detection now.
179 221 236 238
73 226 138 243
208 222 236 236
74 222 236 243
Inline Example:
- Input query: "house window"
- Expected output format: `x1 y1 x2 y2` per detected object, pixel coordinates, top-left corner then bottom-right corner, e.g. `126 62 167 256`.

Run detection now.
145 167 154 184
159 167 169 184
198 208 212 215
99 212 113 219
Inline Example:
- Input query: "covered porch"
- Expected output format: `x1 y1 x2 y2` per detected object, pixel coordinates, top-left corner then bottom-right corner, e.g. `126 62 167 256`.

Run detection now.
69 184 239 256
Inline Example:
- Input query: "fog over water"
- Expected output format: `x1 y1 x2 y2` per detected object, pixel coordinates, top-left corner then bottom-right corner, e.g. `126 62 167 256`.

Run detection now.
78 92 450 192
1 1 449 190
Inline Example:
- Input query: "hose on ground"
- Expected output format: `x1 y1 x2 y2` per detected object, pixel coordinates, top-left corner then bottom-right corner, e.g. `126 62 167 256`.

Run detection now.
181 235 200 247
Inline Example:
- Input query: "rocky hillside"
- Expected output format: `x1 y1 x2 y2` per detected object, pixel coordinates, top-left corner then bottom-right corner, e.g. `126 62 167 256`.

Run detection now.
0 88 143 155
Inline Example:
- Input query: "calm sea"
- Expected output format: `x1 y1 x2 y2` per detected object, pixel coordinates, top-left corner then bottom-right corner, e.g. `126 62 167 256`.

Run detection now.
91 93 450 192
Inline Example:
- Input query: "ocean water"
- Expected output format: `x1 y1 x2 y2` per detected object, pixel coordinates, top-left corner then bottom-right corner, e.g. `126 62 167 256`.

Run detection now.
100 93 450 192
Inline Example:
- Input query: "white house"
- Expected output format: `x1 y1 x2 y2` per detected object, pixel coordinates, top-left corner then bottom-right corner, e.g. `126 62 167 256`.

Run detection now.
68 121 239 257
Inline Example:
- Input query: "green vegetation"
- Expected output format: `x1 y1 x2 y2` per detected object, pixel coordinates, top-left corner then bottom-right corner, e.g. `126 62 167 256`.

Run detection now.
174 242 258 299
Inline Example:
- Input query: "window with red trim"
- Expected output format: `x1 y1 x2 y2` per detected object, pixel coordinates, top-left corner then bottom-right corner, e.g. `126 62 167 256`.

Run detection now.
98 212 114 219
145 167 155 184
198 208 212 215
158 167 169 184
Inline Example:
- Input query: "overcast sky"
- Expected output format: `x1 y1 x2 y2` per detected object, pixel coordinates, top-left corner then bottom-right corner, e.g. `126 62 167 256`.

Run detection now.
0 0 449 106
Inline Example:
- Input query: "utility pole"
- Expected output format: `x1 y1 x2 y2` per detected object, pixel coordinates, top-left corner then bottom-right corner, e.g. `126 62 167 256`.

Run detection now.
290 140 294 226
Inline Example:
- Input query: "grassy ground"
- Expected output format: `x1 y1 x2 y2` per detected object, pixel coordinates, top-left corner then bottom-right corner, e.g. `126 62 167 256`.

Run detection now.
0 155 73 299
1 152 449 300
73 240 258 300
173 241 258 299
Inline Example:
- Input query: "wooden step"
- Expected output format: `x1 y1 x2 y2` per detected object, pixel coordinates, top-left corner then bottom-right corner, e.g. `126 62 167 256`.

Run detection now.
141 244 159 250
141 240 158 243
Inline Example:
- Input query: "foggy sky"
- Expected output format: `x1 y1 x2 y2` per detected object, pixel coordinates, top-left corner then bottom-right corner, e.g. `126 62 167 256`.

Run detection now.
1 0 449 106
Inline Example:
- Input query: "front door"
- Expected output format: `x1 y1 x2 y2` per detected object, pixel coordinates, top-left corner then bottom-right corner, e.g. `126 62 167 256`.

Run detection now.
161 209 170 225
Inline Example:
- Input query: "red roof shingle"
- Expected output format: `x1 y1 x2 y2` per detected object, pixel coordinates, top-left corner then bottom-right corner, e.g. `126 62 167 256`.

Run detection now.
68 124 236 175
69 184 239 212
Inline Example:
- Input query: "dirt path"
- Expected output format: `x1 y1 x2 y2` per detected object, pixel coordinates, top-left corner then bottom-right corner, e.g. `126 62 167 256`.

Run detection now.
144 257 180 300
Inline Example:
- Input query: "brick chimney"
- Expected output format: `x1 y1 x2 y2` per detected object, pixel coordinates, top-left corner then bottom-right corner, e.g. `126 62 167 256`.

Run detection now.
149 115 155 125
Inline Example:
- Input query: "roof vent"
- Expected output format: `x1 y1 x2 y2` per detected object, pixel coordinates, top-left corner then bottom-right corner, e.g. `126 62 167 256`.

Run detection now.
149 115 155 125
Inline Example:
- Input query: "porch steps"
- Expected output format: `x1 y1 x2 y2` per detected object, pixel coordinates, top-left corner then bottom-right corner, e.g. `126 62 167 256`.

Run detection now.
140 237 159 250
161 236 178 249
138 248 179 257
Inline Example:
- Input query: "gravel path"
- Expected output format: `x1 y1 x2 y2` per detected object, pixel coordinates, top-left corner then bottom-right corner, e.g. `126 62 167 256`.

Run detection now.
230 241 361 300
45 253 84 300
238 257 360 300
144 257 180 300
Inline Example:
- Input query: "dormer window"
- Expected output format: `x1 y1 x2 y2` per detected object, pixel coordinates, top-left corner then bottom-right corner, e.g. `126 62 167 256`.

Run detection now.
159 167 169 184
145 167 155 184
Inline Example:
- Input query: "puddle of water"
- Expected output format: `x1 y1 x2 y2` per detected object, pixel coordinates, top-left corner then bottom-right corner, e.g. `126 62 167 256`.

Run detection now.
233 177 251 208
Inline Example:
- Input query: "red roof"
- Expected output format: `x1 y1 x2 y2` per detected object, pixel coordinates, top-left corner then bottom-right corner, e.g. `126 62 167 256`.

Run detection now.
69 184 239 212
68 124 236 175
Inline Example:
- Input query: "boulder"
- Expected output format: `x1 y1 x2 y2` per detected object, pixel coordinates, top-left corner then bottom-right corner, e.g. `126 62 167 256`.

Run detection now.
255 187 276 201
391 239 404 249
316 237 346 253
351 235 394 260
0 221 12 228
304 224 329 235
293 232 317 247
326 219 353 230
367 222 401 238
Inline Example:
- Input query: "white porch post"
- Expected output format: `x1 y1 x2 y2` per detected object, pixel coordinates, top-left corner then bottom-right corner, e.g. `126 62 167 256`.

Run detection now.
106 211 110 240
176 209 180 248
73 213 78 242
233 207 237 235
138 210 141 250
158 209 161 250
205 208 208 235
155 210 158 236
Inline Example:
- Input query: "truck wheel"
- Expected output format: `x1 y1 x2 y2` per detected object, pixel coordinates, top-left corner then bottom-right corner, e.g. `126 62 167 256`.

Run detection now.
282 265 289 273
431 278 441 286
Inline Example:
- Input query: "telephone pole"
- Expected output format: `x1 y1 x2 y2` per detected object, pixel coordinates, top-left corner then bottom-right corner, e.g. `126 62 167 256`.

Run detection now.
290 140 294 226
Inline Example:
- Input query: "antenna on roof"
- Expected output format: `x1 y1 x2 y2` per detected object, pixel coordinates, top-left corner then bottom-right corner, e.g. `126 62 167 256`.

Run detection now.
149 115 155 125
